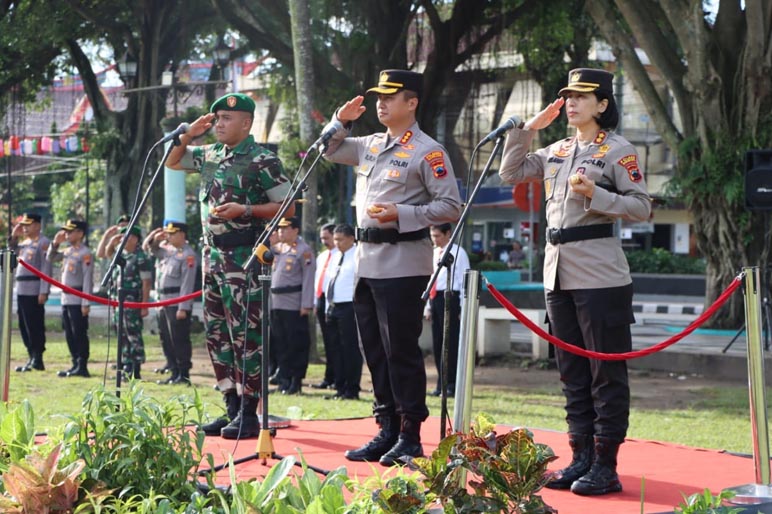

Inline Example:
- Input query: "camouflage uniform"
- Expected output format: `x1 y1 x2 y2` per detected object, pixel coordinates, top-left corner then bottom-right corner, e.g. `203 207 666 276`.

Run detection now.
111 248 152 367
178 134 290 398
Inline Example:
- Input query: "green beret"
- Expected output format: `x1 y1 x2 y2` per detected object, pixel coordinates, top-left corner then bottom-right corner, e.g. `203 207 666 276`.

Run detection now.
120 225 142 238
210 93 255 114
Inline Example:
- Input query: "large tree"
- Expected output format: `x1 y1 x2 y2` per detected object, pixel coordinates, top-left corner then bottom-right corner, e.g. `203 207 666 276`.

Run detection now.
586 0 772 326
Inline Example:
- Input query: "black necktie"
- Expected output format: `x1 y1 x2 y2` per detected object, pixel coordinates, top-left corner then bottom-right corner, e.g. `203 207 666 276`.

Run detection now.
326 251 345 316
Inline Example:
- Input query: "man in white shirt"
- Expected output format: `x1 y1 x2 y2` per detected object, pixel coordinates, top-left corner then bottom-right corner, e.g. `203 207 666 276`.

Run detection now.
325 224 362 400
312 224 339 390
425 223 470 396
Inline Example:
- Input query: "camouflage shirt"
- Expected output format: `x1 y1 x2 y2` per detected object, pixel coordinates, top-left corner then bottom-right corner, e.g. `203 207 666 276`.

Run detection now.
112 248 152 294
184 135 291 240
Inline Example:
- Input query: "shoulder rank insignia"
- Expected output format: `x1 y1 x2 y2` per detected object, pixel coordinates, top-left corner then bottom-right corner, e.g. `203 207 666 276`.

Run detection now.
594 131 608 145
399 130 413 145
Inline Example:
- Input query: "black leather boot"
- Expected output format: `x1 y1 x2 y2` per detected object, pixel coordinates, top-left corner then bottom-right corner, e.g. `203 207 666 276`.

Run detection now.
570 436 623 496
201 391 239 436
546 433 594 490
172 369 191 385
220 396 260 439
58 359 78 377
282 377 302 395
157 369 179 385
345 415 400 462
379 418 424 466
30 353 45 371
15 354 33 372
67 357 90 377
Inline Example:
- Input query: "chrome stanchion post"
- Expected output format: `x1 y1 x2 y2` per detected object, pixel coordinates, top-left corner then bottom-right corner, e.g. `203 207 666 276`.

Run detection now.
725 266 772 504
453 269 480 434
0 250 15 402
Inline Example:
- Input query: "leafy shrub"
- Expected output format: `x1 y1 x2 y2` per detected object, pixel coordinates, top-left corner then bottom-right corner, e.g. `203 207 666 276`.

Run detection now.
626 248 706 274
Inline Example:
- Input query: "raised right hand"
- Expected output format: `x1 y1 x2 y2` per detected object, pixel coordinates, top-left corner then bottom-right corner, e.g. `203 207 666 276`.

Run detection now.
53 230 67 245
187 113 216 139
524 97 565 131
336 96 366 123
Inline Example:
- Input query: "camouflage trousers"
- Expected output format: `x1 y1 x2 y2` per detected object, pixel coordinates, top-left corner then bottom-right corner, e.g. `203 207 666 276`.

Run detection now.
203 245 263 398
113 306 145 366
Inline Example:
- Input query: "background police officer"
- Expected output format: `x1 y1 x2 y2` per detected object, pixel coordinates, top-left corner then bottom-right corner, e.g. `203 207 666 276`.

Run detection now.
166 92 293 439
312 223 338 390
10 213 51 372
47 219 93 377
270 216 315 395
145 222 198 385
499 68 650 496
324 70 462 465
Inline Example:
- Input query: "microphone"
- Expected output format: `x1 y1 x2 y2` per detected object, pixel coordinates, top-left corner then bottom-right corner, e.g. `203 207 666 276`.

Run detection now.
159 123 190 145
312 119 343 151
480 115 522 144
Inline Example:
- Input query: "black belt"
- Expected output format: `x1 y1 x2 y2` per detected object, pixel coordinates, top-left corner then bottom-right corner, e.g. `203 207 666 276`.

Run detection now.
16 276 40 281
66 286 83 291
159 287 180 294
356 227 429 244
271 284 302 294
209 227 262 249
546 224 614 245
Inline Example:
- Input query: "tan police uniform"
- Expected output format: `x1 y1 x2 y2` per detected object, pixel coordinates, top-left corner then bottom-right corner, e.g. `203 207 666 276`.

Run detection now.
323 70 462 464
270 219 315 393
498 68 651 462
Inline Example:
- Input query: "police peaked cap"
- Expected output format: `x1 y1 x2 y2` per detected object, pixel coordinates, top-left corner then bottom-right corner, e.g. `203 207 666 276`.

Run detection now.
62 219 88 232
367 70 423 98
163 221 188 234
19 213 41 224
210 93 256 114
559 68 614 97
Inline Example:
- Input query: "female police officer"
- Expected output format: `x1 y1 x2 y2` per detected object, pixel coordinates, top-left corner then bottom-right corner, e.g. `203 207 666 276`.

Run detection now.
499 68 650 496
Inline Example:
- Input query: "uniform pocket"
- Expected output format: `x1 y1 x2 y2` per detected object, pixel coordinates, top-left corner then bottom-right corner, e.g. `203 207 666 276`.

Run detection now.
544 177 556 200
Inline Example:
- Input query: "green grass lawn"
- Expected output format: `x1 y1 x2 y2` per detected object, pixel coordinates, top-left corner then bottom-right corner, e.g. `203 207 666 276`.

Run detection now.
6 322 764 455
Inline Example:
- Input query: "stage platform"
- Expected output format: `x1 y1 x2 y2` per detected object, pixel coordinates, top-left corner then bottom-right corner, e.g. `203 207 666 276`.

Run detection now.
198 416 765 513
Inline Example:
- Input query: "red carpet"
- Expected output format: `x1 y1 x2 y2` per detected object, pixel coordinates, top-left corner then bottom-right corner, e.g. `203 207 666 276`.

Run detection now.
200 417 757 513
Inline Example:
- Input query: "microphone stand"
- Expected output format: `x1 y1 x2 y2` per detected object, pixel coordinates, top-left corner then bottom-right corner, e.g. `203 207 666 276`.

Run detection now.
422 134 507 439
242 143 328 460
101 138 178 397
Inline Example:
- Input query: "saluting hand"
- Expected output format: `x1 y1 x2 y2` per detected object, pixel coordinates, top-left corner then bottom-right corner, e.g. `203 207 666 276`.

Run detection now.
11 223 23 239
524 97 565 131
187 113 216 139
336 96 366 123
53 230 67 246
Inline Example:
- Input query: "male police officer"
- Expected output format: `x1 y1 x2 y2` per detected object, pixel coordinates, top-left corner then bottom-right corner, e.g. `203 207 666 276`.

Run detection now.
324 70 462 465
145 222 198 385
10 213 52 372
47 219 93 377
166 92 293 439
270 216 315 395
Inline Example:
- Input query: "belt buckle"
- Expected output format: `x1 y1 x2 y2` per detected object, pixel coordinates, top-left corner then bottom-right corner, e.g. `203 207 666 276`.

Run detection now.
548 228 561 245
366 228 381 244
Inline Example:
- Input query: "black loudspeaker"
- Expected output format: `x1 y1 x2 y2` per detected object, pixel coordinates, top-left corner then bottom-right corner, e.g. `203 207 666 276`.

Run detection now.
746 149 772 210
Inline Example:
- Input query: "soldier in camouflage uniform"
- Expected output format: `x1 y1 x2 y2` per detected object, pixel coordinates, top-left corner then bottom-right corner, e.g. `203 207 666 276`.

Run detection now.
10 213 52 372
166 92 293 439
106 225 152 379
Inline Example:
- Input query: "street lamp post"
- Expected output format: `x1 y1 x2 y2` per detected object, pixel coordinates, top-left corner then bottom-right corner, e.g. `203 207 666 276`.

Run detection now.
214 39 231 83
116 50 138 85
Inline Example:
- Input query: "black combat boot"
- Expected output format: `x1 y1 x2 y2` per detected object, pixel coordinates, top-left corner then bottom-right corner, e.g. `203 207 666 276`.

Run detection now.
58 359 78 377
570 436 623 496
220 396 260 439
67 357 90 378
15 353 33 372
545 433 594 490
282 377 302 395
379 418 424 466
172 368 191 385
201 391 239 436
30 353 45 371
345 415 400 462
157 369 179 385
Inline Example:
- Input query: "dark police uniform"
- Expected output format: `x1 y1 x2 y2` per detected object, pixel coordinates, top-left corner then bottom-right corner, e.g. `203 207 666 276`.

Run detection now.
324 70 462 465
174 92 291 438
11 213 51 372
148 222 198 384
499 68 651 495
270 217 315 394
46 219 93 377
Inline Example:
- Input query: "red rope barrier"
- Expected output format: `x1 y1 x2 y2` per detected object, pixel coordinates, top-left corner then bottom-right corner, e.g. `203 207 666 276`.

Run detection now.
486 275 743 361
18 258 201 309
